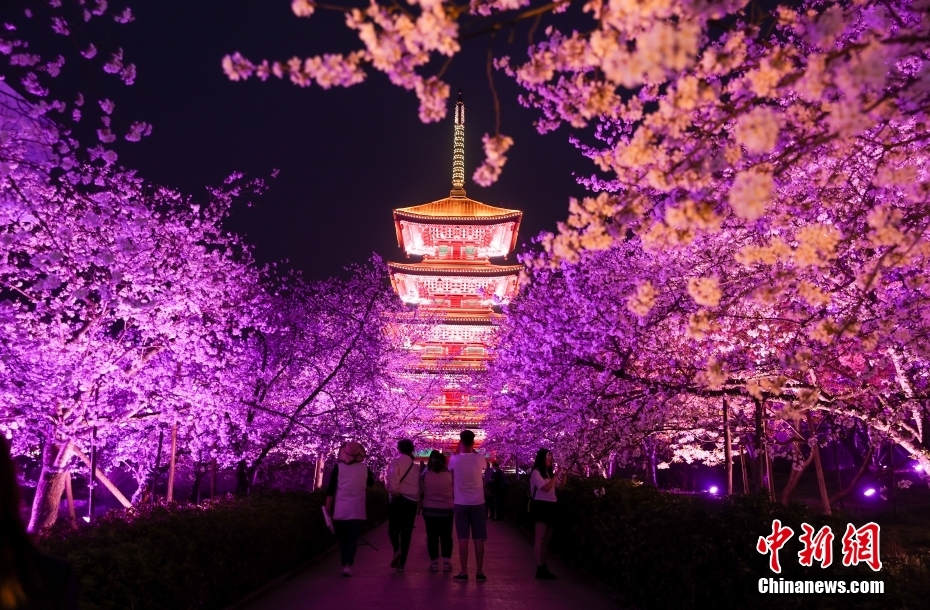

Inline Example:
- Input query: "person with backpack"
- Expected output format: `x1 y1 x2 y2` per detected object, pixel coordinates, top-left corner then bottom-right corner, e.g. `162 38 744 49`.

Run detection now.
386 438 418 572
324 441 374 577
529 448 560 580
419 450 454 572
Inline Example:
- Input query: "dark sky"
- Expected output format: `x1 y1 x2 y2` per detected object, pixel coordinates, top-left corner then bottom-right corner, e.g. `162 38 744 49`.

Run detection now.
31 2 596 279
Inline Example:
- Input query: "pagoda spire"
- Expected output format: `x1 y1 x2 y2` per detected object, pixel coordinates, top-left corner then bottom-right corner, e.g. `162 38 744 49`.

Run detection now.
450 90 466 198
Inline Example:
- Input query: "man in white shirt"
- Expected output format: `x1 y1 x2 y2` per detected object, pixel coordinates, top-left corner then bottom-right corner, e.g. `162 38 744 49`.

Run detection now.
386 438 419 571
448 429 488 581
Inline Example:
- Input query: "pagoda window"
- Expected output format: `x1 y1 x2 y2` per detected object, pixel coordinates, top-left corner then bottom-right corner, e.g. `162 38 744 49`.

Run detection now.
463 245 477 259
437 245 451 257
462 346 486 358
423 344 444 355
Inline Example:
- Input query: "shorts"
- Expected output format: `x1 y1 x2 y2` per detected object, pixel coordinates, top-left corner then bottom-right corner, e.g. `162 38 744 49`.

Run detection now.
453 503 488 540
530 499 557 525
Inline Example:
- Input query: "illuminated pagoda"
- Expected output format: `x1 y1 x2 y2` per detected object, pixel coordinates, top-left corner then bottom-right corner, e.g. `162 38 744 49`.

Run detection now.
389 92 522 446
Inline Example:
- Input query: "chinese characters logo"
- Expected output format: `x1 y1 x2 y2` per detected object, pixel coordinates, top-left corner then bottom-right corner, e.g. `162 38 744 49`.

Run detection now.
757 520 881 573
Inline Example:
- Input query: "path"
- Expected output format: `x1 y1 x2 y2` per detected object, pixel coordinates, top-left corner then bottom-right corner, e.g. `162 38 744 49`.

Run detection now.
237 519 620 610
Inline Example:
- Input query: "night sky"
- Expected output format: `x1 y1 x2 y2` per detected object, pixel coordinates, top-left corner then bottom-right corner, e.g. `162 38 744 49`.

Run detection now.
82 1 595 279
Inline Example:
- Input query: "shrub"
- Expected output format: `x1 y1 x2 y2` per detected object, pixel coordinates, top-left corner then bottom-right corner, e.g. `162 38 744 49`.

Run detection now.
503 477 930 609
38 486 388 610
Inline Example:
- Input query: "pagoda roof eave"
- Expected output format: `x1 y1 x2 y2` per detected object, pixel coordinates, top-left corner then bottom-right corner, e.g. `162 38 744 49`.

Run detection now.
388 262 522 277
394 211 522 225
393 196 522 225
395 311 503 325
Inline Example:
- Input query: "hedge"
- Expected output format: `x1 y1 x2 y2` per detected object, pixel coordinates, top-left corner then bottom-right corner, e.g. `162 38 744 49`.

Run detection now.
38 486 388 610
502 477 930 609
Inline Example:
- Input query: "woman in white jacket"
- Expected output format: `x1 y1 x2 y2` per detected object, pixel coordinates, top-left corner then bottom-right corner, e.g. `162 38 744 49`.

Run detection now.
325 441 373 576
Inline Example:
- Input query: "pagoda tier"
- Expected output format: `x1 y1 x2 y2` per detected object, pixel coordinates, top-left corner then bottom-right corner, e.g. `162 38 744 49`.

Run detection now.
406 322 498 346
401 371 488 444
394 320 499 371
388 261 521 307
394 196 521 258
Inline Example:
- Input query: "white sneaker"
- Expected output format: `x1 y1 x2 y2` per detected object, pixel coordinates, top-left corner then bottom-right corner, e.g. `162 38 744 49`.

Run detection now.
430 560 440 572
442 560 453 572
342 566 352 577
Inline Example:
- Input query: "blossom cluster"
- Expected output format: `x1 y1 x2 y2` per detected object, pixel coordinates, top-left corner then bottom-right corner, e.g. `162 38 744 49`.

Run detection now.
1 2 437 531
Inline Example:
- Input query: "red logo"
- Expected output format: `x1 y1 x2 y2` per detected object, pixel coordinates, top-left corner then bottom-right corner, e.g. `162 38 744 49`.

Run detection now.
758 520 882 573
756 519 795 573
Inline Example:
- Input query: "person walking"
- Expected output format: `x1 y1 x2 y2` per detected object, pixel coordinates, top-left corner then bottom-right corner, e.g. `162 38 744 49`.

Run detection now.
419 450 454 572
325 441 373 577
530 448 560 580
448 429 488 581
386 438 419 572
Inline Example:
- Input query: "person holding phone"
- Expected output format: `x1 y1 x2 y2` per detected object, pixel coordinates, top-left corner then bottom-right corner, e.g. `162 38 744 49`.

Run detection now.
529 448 560 580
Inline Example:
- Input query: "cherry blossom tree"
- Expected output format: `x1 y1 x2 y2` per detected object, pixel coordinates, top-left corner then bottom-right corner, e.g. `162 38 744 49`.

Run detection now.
0 2 437 530
226 1 930 492
0 105 267 529
227 258 436 494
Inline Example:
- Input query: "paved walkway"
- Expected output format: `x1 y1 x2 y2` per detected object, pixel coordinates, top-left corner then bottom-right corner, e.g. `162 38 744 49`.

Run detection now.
239 519 620 610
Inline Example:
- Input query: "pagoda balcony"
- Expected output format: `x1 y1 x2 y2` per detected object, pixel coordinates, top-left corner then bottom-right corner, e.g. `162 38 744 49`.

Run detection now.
393 323 498 349
394 309 503 325
396 221 518 259
388 261 521 307
405 359 489 373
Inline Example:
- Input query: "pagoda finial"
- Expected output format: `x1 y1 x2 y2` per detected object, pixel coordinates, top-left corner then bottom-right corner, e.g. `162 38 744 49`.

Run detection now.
451 90 466 198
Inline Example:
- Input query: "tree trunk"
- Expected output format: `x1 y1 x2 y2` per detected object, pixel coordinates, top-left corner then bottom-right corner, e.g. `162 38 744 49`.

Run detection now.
151 427 164 504
723 397 733 496
27 441 71 533
643 438 657 487
189 463 205 503
780 444 814 505
317 456 327 490
235 459 250 496
311 457 321 492
131 476 153 506
830 444 873 505
167 423 177 502
764 441 776 502
740 444 749 494
811 442 832 515
753 399 766 493
210 461 217 499
807 425 832 516
71 447 133 509
64 472 78 529
130 433 163 506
